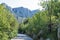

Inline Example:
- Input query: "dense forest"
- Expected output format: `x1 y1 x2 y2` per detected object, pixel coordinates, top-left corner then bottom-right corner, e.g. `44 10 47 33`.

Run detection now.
19 0 60 40
0 0 60 40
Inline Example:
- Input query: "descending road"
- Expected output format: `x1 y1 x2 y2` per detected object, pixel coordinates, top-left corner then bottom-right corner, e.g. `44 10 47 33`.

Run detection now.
11 34 33 40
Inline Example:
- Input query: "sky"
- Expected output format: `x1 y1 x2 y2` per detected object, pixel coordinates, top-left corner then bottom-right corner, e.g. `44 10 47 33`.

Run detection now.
0 0 43 10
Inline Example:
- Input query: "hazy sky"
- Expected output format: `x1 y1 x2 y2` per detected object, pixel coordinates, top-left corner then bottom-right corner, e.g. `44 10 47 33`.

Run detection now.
0 0 43 10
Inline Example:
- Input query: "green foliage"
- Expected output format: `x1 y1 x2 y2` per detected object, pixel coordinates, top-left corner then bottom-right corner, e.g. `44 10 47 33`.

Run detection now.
26 11 48 34
41 0 60 40
18 18 29 33
18 0 60 40
0 4 19 40
19 11 49 40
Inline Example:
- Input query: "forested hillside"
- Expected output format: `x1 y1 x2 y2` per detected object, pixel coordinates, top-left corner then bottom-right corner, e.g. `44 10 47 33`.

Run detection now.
0 4 19 40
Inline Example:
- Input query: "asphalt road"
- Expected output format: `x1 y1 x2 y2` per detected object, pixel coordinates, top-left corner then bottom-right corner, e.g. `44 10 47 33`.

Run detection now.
11 34 33 40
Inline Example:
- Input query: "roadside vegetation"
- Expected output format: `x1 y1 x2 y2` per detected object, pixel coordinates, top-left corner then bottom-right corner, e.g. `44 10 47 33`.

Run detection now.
0 4 19 40
19 0 60 40
0 0 60 40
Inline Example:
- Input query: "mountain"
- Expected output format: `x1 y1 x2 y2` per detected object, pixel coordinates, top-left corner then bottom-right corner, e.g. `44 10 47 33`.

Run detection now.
12 7 39 18
1 3 39 18
0 3 39 23
12 7 39 23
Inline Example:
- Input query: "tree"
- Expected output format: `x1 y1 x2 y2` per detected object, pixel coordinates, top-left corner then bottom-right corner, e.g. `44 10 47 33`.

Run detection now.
17 0 60 40
41 0 60 40
0 4 19 40
25 0 60 40
25 11 49 40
